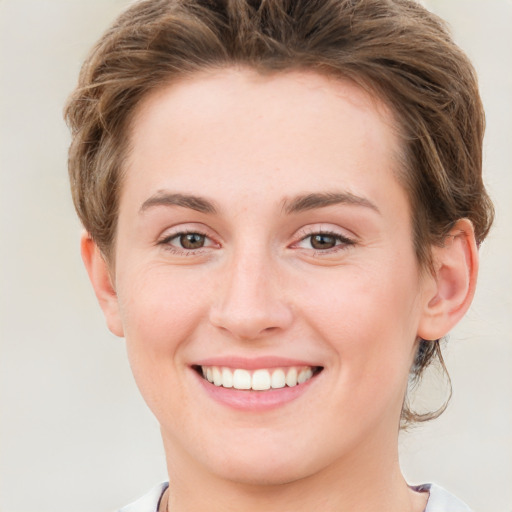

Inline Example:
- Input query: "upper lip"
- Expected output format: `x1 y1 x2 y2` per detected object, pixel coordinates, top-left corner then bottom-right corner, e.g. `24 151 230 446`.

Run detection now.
192 356 323 370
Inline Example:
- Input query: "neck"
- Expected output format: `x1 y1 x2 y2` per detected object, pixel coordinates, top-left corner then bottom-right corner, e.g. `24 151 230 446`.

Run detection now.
162 432 427 512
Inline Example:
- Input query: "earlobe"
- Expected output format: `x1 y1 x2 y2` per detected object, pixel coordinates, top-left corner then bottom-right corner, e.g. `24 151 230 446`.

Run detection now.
418 219 478 341
80 232 124 337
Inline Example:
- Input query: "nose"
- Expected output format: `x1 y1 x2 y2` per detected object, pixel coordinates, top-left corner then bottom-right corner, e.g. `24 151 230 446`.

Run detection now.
209 248 293 341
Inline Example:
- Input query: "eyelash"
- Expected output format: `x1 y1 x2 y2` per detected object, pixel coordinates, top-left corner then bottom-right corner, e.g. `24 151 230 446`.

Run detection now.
293 229 356 253
157 230 215 254
157 228 356 255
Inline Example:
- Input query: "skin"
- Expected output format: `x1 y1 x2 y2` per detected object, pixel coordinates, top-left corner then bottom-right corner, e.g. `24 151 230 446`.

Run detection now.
83 69 478 512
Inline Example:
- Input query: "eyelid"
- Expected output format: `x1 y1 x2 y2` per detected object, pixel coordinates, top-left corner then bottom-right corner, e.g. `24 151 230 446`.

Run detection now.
293 224 357 241
290 225 357 251
162 231 214 247
157 223 220 251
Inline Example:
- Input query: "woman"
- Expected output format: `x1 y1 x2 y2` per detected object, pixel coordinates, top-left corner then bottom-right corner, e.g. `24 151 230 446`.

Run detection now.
65 1 494 510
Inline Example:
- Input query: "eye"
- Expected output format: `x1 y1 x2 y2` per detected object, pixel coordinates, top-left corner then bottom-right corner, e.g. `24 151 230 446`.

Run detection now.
309 233 339 250
158 230 215 252
178 232 206 249
294 230 355 251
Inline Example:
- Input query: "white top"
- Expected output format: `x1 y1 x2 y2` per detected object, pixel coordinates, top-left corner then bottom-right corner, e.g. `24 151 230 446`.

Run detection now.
118 482 472 512
411 483 472 511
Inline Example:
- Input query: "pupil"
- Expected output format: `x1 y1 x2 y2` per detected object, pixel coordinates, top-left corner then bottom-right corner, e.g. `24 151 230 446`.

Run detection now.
311 234 336 250
180 233 205 249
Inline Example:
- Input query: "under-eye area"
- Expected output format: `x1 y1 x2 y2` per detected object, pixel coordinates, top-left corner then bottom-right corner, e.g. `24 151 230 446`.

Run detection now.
192 365 324 391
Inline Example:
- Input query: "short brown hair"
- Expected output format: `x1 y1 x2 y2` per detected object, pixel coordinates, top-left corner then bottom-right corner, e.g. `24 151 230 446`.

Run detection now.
65 0 494 425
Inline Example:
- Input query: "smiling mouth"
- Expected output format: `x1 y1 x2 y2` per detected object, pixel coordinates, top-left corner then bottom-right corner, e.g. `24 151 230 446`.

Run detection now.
193 365 323 391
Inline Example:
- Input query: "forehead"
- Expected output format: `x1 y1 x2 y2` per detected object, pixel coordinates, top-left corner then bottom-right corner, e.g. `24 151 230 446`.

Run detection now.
122 68 405 215
129 68 398 146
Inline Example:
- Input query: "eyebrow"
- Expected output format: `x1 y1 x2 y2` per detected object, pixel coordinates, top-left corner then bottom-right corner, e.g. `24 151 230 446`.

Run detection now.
139 190 379 216
139 191 217 214
282 191 380 215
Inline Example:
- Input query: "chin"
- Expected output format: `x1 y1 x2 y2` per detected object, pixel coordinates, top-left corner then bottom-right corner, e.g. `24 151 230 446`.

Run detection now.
214 458 313 487
197 436 329 487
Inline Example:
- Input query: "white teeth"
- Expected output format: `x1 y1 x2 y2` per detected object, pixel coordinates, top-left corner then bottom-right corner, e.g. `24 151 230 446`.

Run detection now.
199 365 316 391
252 369 271 391
221 367 233 388
212 367 222 386
271 369 286 389
233 369 252 390
285 367 298 387
298 368 313 384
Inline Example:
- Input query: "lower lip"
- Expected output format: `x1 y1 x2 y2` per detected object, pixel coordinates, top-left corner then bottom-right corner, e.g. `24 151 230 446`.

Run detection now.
193 369 319 411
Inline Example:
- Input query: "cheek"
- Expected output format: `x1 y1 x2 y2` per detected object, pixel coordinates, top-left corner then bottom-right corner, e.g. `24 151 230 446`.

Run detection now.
117 266 212 356
115 267 214 417
300 263 421 384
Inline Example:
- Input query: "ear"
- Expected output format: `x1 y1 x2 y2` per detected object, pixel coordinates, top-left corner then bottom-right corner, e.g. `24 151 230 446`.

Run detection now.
80 231 124 337
417 219 478 341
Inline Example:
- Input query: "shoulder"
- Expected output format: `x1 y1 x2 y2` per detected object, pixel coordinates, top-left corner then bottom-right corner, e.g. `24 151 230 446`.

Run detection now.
413 483 473 512
118 482 168 512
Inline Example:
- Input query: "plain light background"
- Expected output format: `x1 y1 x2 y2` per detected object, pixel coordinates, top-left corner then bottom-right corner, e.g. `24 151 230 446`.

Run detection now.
0 1 511 511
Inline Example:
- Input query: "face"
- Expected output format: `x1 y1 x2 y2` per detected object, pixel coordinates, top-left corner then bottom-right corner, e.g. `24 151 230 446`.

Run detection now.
108 69 435 484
